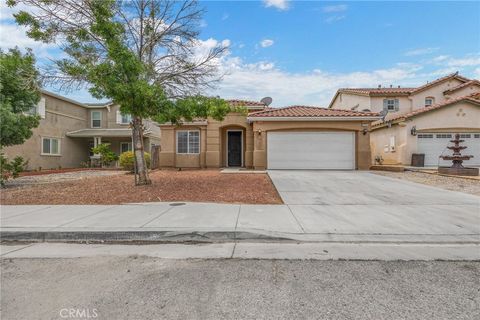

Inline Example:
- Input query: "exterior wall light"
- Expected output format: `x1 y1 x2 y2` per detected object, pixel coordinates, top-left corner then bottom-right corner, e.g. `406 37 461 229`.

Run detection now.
410 126 417 136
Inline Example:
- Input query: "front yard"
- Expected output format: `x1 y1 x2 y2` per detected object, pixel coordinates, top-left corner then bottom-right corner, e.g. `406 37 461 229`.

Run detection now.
0 169 282 205
372 171 480 196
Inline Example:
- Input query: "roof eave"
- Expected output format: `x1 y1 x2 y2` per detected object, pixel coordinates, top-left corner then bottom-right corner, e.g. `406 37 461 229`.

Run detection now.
247 116 380 122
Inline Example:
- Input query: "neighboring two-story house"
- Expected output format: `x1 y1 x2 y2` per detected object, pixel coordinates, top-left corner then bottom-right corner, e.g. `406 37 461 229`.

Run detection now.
3 90 161 170
328 73 480 166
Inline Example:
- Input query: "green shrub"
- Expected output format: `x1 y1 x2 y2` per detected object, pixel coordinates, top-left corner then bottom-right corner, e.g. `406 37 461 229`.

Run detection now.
0 154 27 186
119 151 150 171
91 143 118 167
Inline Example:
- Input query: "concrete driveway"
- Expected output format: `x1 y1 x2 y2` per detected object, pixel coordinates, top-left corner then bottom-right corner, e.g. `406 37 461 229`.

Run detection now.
268 170 480 238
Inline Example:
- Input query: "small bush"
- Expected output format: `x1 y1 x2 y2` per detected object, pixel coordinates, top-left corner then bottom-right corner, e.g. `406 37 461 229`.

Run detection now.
91 143 118 167
0 154 27 186
119 151 150 171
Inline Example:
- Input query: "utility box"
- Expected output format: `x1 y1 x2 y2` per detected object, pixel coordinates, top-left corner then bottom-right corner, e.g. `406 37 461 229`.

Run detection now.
411 153 425 167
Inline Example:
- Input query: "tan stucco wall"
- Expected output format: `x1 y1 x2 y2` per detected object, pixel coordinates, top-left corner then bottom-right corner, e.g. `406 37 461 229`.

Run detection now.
3 93 90 170
160 115 372 170
371 101 480 165
251 120 372 170
447 84 480 99
330 93 371 111
159 112 253 168
410 78 464 110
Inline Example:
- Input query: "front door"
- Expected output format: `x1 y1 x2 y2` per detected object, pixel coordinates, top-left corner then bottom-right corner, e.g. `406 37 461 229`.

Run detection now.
227 131 242 167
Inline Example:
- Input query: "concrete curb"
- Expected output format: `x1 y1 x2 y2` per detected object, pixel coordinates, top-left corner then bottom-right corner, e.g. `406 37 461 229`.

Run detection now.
2 230 479 244
0 230 294 244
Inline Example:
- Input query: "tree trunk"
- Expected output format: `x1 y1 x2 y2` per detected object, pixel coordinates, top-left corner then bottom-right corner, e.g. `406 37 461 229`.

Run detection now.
132 117 151 185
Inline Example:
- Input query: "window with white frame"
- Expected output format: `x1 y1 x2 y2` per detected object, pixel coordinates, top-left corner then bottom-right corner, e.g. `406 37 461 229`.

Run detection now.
41 137 60 155
91 111 102 128
383 99 399 112
425 97 434 107
121 113 132 124
177 131 200 154
120 142 132 153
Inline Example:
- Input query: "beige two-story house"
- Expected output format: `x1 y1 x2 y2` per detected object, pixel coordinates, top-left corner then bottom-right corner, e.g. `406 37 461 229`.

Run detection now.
3 90 161 170
328 73 480 166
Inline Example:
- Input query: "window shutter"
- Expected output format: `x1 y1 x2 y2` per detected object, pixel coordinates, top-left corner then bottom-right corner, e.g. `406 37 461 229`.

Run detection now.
394 99 399 111
382 99 388 112
38 97 46 119
116 110 122 124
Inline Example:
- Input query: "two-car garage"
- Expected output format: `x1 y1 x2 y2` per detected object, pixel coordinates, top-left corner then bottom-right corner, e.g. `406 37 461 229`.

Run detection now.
247 105 379 170
267 131 356 170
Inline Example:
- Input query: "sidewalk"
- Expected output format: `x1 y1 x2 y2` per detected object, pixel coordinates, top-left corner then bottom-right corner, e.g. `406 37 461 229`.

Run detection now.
1 202 479 244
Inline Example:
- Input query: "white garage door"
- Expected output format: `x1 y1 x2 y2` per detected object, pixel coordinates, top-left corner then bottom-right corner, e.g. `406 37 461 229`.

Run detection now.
267 132 355 170
417 133 480 166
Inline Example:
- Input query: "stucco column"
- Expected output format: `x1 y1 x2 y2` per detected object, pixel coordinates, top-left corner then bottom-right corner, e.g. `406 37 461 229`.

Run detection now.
200 127 207 168
252 125 267 170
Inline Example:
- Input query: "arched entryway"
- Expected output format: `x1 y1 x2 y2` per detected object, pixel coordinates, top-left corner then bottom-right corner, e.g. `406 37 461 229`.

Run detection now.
220 125 246 167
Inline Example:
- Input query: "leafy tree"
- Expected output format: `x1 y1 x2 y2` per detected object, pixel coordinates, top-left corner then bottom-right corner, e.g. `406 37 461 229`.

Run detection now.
0 48 41 147
0 154 27 186
8 0 231 185
91 143 118 167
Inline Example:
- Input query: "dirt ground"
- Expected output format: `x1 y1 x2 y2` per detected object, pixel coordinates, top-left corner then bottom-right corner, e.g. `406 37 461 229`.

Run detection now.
372 170 480 196
0 169 282 205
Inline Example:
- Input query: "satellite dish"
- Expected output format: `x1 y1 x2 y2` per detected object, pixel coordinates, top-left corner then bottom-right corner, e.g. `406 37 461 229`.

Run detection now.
260 97 273 106
378 109 388 122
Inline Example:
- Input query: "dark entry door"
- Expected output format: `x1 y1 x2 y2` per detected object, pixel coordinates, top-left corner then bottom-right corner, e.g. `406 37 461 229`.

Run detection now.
228 131 242 167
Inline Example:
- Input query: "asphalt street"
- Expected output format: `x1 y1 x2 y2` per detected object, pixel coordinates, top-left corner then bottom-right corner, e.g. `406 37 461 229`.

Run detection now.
1 257 479 320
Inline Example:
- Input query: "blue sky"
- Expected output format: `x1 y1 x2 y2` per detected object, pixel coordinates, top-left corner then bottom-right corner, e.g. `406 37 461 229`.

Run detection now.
1 0 479 106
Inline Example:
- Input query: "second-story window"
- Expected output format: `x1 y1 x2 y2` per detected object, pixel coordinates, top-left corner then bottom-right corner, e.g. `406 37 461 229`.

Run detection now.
121 114 132 124
425 97 434 107
91 111 101 128
383 99 399 112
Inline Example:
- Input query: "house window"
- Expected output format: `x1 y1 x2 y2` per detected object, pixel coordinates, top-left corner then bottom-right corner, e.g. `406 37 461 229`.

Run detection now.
176 131 200 154
425 97 434 107
121 114 132 124
91 111 102 128
418 134 433 138
120 142 132 153
383 99 399 112
436 134 452 139
41 137 60 155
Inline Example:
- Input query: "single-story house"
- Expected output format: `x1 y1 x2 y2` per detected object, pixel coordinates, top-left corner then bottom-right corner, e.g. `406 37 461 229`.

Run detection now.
159 102 379 170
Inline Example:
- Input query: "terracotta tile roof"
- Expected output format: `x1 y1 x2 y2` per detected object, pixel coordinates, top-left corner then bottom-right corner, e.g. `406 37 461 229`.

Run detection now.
331 72 472 108
248 105 379 118
226 99 266 107
372 92 480 127
338 87 415 96
443 80 480 94
411 72 470 93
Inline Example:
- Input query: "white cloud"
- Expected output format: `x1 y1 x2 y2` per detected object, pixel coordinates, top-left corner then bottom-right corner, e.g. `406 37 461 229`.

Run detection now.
260 39 274 48
322 5 348 13
404 47 439 56
221 13 229 21
0 22 57 58
211 54 427 106
325 15 346 24
432 55 450 62
263 0 289 11
473 68 480 79
446 56 480 67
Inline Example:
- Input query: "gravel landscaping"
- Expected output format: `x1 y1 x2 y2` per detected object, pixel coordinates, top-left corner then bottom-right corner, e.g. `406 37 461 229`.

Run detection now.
0 169 282 205
372 171 480 196
4 170 126 187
